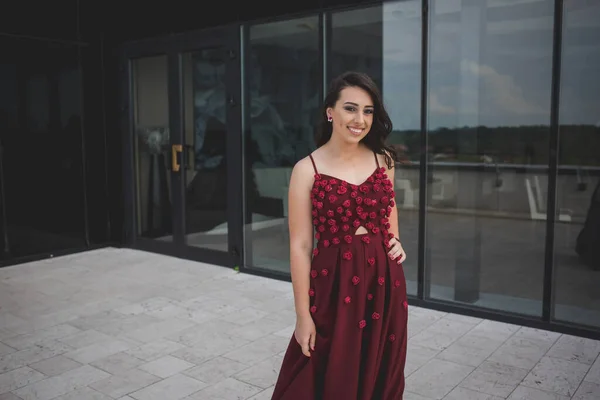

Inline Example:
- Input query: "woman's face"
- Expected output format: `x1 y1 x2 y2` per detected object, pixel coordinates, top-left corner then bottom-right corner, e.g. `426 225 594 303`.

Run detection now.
327 86 374 144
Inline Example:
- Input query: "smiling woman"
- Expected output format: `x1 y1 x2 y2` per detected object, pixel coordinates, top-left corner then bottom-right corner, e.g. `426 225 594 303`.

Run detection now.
272 72 407 400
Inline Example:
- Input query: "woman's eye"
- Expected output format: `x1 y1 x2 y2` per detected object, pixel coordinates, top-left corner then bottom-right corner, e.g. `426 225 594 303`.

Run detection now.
344 106 355 112
365 109 374 114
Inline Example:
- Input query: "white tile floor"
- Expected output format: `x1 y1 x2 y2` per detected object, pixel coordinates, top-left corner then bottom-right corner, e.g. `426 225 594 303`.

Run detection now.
0 248 599 399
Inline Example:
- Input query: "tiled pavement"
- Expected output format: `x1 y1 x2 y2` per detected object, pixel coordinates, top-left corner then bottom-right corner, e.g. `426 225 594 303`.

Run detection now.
1 248 600 400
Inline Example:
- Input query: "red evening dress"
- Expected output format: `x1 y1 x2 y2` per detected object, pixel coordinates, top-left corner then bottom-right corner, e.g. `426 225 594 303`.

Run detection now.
272 152 408 400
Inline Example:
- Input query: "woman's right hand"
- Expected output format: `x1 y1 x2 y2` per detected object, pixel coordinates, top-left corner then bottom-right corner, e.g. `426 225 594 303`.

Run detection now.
295 314 316 357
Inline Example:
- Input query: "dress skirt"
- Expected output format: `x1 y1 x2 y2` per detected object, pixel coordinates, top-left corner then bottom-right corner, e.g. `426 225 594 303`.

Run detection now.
272 233 408 400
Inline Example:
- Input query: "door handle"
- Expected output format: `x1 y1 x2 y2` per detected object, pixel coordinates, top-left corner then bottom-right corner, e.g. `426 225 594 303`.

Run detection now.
171 144 182 172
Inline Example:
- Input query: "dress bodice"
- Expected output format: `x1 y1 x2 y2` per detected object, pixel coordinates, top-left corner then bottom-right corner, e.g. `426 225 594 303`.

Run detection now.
309 154 396 251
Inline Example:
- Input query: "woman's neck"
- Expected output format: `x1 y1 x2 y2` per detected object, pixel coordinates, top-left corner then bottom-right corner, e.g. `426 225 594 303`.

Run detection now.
324 134 367 162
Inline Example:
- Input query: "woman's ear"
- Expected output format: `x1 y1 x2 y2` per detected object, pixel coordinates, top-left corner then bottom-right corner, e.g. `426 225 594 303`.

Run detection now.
326 107 333 120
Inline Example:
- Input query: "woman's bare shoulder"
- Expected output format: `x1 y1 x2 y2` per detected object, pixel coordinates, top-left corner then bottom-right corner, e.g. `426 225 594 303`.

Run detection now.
291 155 318 185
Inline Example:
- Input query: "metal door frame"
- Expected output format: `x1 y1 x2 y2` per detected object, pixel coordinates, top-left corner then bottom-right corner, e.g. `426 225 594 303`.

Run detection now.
119 24 243 268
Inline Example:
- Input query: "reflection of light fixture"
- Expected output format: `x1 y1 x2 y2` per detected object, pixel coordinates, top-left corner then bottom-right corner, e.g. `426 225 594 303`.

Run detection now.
138 126 169 154
297 22 316 31
391 8 420 19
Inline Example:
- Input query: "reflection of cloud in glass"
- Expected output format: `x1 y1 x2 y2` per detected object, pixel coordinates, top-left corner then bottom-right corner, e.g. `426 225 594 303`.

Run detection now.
461 60 547 116
429 93 456 115
560 1 600 125
426 59 550 128
370 0 600 131
425 1 556 128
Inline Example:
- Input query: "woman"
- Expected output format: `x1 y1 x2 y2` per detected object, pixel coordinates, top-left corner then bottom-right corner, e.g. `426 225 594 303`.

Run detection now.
272 72 408 399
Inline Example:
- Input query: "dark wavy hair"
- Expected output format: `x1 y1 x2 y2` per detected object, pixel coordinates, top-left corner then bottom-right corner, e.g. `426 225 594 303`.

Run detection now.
314 71 399 169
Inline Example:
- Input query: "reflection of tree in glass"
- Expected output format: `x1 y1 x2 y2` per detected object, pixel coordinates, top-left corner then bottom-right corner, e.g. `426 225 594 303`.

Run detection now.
246 51 294 167
193 50 227 170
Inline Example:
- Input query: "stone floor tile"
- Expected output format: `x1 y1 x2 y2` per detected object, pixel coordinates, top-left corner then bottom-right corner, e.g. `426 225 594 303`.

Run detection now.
247 386 274 400
0 367 45 395
183 357 248 385
125 339 185 362
546 334 600 365
406 359 474 399
234 354 284 389
63 339 133 365
29 356 81 377
522 356 590 397
507 385 570 400
90 352 145 375
0 345 15 359
13 365 109 400
0 393 25 400
443 386 504 400
89 368 161 399
222 335 288 366
2 325 80 351
406 345 440 377
459 361 530 398
138 355 195 379
184 377 262 400
572 381 600 400
50 386 113 400
129 374 206 400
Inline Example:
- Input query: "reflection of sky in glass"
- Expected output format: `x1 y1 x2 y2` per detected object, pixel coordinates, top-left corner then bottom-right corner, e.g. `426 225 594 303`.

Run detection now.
382 0 600 130
560 2 600 126
382 1 422 131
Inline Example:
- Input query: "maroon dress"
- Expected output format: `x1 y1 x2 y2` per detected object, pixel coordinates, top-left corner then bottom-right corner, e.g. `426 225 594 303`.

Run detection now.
272 153 408 400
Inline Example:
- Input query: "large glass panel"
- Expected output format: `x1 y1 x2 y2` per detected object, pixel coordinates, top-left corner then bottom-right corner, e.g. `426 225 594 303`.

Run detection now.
244 16 320 273
132 56 172 241
331 2 422 295
0 38 86 259
426 0 554 315
553 2 600 327
330 6 383 88
181 48 228 252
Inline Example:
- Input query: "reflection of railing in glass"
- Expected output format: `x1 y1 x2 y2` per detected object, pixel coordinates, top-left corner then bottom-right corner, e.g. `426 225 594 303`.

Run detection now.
396 160 599 222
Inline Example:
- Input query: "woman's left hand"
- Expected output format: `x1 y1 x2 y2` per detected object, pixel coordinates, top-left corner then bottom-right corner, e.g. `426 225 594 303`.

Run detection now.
387 238 406 264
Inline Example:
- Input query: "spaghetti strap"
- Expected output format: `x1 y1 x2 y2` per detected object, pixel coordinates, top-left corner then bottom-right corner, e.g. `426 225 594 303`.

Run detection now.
374 152 380 168
309 154 319 174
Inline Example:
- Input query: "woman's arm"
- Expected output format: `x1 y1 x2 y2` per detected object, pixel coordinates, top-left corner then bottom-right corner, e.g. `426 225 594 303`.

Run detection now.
287 158 316 320
381 153 406 263
386 162 401 240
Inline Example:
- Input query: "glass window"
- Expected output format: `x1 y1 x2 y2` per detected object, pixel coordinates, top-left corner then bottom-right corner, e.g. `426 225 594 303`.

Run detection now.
131 55 172 241
553 2 600 327
243 17 321 273
330 6 383 88
181 49 229 252
425 0 555 316
0 38 87 259
331 1 422 295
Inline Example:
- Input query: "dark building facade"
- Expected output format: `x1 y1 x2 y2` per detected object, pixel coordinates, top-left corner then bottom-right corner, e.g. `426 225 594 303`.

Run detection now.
1 0 600 339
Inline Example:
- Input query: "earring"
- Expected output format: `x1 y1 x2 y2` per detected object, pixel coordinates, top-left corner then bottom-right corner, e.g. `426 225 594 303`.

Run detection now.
327 116 332 122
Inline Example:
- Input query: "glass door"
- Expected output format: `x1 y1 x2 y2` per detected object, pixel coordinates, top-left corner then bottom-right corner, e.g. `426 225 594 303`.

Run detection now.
178 29 243 264
127 54 174 243
121 26 242 267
